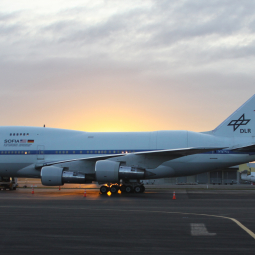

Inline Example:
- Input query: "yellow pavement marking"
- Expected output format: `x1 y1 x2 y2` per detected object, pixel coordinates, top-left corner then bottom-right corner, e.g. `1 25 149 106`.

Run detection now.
146 211 255 240
226 217 255 239
180 212 255 239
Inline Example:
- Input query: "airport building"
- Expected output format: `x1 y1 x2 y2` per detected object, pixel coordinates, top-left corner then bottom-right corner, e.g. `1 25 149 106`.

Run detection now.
142 163 255 185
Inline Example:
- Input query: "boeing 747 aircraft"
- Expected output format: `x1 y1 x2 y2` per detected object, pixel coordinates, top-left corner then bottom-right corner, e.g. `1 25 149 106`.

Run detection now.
1 95 255 194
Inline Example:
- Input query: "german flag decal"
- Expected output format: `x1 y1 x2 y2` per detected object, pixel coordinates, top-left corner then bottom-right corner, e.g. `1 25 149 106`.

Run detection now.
27 140 34 143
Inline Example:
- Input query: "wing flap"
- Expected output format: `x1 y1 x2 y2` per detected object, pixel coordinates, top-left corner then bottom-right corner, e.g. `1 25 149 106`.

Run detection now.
132 147 225 157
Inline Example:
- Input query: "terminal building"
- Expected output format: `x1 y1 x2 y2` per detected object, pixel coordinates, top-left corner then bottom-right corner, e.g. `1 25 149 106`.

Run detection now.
142 163 255 185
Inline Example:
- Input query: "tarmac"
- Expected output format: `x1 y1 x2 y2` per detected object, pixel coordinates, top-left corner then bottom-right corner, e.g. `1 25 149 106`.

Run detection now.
1 186 255 255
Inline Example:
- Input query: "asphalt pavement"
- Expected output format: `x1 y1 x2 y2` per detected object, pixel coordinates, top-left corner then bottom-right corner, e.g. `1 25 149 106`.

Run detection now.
0 187 255 255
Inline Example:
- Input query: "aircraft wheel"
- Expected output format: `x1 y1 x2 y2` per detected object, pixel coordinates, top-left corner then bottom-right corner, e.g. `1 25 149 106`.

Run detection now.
100 186 109 194
120 185 126 192
110 185 118 194
140 185 145 193
134 186 142 193
125 185 133 193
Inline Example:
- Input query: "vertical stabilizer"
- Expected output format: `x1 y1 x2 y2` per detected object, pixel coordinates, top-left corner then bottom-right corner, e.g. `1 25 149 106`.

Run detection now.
213 95 255 137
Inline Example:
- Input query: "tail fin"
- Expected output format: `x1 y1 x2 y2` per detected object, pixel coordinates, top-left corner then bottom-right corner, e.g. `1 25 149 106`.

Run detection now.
213 94 255 137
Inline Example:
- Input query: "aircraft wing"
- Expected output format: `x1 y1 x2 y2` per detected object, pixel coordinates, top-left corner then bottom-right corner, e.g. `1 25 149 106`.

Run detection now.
132 147 224 157
35 154 124 168
120 147 226 168
35 147 225 169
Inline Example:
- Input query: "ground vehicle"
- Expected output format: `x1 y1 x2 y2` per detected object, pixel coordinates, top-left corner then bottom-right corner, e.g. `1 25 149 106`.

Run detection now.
0 177 17 190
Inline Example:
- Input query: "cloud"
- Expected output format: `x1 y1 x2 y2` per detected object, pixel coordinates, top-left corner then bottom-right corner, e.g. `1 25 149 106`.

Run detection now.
2 1 255 63
0 0 255 131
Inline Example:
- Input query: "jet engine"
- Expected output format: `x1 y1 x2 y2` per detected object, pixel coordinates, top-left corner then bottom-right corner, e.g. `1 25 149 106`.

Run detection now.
41 166 86 186
95 160 145 183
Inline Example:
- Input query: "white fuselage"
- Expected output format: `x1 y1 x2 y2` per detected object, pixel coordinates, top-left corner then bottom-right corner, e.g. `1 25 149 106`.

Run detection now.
0 126 255 179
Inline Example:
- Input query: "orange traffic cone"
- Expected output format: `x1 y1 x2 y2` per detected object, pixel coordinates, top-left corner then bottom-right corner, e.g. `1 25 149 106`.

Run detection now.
31 187 34 194
83 189 87 197
172 191 176 200
59 186 61 191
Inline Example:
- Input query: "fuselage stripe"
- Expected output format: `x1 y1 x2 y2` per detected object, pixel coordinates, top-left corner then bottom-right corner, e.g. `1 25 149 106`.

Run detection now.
0 149 253 155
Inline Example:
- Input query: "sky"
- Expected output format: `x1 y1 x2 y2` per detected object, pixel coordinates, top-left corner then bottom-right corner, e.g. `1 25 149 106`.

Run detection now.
1 0 255 132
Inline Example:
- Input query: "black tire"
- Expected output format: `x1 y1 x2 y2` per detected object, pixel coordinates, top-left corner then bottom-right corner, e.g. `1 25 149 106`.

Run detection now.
134 186 141 193
120 185 126 192
140 185 145 193
125 185 133 193
100 186 109 194
110 185 118 194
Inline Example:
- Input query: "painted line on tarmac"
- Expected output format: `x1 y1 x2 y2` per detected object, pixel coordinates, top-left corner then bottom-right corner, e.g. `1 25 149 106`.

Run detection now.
0 206 254 239
191 213 255 239
190 223 216 236
146 210 255 240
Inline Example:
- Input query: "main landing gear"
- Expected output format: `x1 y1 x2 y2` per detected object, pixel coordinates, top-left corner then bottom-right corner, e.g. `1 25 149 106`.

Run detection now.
100 183 145 195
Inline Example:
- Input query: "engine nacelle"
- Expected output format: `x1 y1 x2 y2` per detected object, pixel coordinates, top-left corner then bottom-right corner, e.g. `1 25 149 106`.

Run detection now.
41 166 86 186
95 160 145 183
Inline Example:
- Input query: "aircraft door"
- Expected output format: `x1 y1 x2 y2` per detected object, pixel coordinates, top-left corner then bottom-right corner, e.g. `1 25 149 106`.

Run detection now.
37 145 45 160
